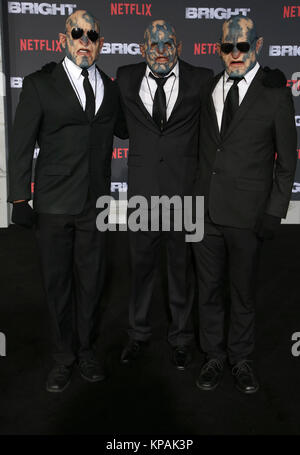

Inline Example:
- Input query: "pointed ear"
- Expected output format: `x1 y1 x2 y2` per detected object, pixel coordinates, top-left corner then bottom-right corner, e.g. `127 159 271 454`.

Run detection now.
216 42 221 56
177 41 182 56
256 37 263 55
140 43 146 57
59 32 67 49
99 37 105 52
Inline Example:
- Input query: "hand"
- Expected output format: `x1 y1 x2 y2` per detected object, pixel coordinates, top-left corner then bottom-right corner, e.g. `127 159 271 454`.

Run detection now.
12 201 36 228
256 214 281 240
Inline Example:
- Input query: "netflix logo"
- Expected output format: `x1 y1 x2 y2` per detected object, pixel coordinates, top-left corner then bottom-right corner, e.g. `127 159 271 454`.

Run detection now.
283 6 300 18
287 79 300 90
194 43 218 55
112 148 128 159
20 39 62 52
110 2 152 16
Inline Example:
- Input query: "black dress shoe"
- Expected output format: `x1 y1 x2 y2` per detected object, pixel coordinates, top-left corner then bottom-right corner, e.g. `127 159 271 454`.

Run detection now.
196 358 224 391
121 340 145 364
78 357 106 382
232 360 259 394
46 364 73 393
172 345 191 371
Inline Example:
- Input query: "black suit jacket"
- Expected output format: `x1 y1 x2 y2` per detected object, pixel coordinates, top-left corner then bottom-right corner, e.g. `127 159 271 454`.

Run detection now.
196 67 297 229
8 61 127 214
117 59 213 201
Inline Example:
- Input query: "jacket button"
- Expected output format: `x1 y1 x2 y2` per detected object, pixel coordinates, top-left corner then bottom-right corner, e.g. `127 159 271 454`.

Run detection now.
160 157 164 162
217 148 221 152
212 171 217 175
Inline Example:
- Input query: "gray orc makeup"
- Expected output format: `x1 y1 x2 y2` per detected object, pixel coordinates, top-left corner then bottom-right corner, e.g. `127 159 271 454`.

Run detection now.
140 20 182 76
59 10 104 69
217 16 263 78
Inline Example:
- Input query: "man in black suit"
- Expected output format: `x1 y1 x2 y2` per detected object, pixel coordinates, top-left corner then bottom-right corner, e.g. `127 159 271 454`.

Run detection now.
117 20 213 369
193 16 297 393
8 10 127 392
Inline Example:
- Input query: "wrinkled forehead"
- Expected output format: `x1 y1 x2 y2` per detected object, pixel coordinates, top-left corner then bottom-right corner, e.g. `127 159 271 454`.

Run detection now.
222 17 255 43
65 10 99 32
145 21 176 44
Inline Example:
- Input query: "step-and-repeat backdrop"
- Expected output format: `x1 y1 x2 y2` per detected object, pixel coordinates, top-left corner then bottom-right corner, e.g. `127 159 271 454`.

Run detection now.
2 0 300 200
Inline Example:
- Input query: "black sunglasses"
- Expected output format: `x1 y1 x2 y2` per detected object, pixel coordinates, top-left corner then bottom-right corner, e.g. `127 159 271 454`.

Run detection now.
71 27 99 43
220 41 253 54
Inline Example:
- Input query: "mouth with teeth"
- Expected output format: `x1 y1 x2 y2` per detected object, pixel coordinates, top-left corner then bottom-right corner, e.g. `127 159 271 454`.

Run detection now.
77 48 91 56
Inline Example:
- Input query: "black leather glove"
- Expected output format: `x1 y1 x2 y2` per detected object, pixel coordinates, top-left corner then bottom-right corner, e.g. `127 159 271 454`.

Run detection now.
12 201 36 228
256 214 281 240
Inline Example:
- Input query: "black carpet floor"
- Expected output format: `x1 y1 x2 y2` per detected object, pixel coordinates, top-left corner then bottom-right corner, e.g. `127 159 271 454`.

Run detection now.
0 225 300 435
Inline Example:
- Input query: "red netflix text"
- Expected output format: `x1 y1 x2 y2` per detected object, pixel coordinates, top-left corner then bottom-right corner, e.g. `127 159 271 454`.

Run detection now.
283 6 300 18
287 79 300 90
20 39 62 52
194 43 218 55
110 3 152 16
112 148 128 159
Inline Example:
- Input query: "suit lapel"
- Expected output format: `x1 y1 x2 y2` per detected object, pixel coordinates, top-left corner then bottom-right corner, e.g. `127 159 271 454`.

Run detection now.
128 62 158 131
222 67 265 140
93 67 112 121
208 73 223 141
167 59 187 125
51 61 86 121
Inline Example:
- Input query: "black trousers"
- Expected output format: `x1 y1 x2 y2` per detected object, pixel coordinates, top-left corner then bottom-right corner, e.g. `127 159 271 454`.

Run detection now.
192 218 261 364
35 194 106 365
127 209 194 347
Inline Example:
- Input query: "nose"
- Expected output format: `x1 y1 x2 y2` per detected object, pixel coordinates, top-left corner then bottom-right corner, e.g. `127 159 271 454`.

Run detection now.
231 46 241 58
157 42 165 54
80 34 89 46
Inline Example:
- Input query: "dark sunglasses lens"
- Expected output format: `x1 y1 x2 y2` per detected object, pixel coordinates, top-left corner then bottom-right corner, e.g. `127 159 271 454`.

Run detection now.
221 43 234 54
237 42 250 53
71 28 83 40
87 30 99 42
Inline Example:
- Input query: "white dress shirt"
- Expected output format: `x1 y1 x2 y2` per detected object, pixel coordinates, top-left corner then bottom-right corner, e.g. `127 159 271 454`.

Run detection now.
212 62 260 130
62 56 104 114
139 61 179 121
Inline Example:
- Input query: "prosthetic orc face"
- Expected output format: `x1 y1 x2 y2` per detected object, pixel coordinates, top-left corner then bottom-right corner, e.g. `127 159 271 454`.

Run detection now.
59 9 104 68
217 16 263 78
140 20 182 76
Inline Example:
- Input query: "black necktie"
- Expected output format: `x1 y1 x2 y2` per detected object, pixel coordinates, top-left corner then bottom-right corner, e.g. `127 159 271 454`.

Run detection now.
81 68 95 122
220 76 243 137
149 73 173 130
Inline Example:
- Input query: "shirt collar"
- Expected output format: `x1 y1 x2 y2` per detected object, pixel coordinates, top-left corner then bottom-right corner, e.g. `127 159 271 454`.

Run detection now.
225 62 260 84
243 62 260 84
146 60 179 79
64 56 96 81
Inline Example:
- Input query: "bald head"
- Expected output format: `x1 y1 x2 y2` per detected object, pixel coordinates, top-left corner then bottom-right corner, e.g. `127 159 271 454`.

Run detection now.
217 15 263 78
65 10 100 34
221 16 256 44
144 20 177 43
140 19 181 76
59 9 104 69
